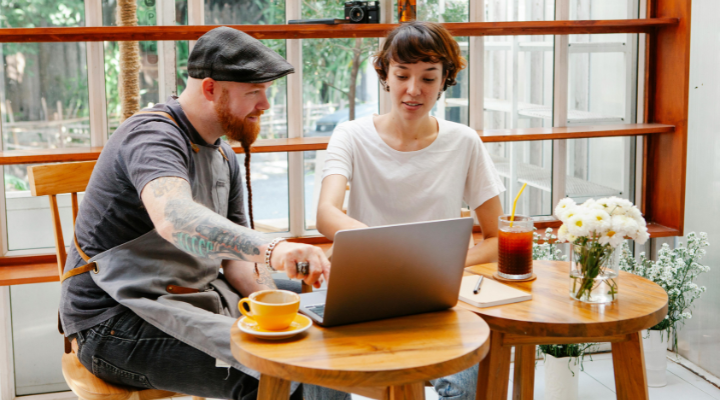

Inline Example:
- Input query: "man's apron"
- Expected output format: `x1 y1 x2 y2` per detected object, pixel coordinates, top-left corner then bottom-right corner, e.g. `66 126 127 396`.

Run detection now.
69 112 263 381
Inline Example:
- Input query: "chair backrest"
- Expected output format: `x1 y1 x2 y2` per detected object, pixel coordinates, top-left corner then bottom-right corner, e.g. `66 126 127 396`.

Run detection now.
27 161 97 279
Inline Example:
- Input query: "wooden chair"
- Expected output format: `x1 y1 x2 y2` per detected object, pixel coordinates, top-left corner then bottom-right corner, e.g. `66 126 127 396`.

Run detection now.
28 161 198 400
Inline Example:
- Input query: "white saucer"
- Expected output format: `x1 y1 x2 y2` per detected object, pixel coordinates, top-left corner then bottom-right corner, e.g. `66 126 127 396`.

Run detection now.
237 314 313 340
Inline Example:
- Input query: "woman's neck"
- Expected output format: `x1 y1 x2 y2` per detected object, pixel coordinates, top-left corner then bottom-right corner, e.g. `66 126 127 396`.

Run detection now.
374 111 439 152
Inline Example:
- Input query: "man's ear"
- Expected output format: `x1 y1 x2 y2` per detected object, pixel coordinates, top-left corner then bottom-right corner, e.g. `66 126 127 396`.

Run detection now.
201 78 217 101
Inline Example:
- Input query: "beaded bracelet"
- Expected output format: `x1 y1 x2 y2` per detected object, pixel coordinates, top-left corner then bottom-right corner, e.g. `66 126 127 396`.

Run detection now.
265 237 287 272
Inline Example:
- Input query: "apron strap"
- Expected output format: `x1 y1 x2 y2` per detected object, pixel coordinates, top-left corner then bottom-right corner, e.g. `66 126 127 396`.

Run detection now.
134 110 179 126
60 262 97 283
135 110 230 162
62 234 97 282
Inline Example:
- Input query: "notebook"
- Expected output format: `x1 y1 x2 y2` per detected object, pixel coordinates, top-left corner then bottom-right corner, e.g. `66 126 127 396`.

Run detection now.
459 275 532 308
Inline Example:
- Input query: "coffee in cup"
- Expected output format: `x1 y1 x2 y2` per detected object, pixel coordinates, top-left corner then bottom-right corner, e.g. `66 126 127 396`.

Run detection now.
238 290 300 331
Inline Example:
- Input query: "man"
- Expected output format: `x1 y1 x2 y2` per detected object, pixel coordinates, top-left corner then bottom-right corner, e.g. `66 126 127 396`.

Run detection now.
61 27 348 400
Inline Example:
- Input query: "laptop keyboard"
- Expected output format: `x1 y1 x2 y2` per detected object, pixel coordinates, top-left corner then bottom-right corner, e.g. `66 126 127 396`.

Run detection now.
306 304 326 318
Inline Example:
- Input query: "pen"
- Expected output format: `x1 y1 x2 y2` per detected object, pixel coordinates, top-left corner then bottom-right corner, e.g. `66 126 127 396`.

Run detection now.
473 276 484 295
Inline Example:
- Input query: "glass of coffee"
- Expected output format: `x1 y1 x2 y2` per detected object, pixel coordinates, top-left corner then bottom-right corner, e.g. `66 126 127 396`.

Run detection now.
498 215 534 280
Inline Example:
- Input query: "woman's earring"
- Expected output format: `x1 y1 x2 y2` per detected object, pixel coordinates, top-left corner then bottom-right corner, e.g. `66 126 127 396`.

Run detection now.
437 91 443 100
382 80 390 92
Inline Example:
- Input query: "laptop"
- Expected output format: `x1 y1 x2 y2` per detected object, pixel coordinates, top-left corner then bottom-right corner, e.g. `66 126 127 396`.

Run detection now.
299 218 473 327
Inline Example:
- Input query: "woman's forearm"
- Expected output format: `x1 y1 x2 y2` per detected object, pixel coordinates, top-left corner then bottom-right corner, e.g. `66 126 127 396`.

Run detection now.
317 205 368 241
465 236 498 267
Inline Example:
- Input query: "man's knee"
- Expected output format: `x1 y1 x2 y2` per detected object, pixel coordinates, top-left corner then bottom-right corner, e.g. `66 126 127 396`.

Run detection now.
432 363 479 400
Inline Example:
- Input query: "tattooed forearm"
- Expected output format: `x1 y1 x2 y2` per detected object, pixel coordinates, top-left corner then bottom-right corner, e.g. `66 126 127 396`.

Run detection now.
145 177 270 263
255 264 277 289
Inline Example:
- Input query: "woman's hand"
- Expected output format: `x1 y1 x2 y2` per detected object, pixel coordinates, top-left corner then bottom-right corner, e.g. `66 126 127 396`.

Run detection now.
270 241 330 289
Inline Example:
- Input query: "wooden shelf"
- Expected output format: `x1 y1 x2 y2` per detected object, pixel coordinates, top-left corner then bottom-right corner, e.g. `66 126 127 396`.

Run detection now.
0 123 674 165
0 222 680 286
478 123 674 143
0 19 678 43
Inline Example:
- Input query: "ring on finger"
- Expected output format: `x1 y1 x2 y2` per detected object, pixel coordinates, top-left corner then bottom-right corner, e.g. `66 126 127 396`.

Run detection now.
296 261 310 276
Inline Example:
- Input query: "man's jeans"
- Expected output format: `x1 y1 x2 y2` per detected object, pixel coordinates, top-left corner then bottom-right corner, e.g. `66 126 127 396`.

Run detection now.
74 309 350 400
431 364 479 400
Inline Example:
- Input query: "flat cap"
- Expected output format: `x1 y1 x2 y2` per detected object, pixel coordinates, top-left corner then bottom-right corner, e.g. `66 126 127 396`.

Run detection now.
188 26 294 83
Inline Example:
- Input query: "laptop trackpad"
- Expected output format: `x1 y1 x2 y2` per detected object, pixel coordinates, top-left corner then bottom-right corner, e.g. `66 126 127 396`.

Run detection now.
300 291 327 308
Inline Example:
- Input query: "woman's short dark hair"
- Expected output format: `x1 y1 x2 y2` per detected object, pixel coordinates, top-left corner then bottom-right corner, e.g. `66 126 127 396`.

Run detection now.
373 21 466 91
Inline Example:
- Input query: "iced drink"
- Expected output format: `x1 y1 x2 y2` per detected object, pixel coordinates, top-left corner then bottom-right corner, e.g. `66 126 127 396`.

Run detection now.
498 215 534 279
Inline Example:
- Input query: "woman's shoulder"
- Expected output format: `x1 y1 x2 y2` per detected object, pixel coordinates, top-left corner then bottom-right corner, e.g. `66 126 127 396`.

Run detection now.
437 118 482 144
333 115 377 140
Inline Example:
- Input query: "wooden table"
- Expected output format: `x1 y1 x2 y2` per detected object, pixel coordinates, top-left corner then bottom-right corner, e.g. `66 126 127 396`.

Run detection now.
230 309 490 400
460 260 668 400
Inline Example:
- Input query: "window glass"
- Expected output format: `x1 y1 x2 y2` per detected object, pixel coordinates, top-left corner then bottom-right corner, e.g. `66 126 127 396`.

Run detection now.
200 0 289 232
566 30 637 203
0 2 89 395
484 34 553 217
1 1 91 251
301 33 380 229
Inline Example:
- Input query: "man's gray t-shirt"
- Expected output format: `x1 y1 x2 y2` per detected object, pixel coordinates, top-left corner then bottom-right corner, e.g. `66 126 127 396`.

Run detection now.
60 97 248 336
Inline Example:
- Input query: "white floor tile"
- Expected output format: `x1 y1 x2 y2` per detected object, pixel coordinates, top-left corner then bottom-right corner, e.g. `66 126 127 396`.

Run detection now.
667 361 720 400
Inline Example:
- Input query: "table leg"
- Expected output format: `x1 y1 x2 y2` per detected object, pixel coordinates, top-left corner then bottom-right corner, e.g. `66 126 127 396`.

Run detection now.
257 374 290 400
387 382 425 400
512 345 536 400
476 330 512 400
611 332 649 400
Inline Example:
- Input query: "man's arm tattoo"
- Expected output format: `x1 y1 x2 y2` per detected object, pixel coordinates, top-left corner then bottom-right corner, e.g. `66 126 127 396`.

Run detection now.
255 264 277 289
150 178 269 261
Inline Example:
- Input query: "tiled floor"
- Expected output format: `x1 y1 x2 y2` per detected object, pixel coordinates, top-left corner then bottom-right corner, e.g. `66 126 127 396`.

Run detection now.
353 352 720 400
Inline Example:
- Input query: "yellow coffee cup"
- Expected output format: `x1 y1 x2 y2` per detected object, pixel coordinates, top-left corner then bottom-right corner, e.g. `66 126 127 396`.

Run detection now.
238 290 300 331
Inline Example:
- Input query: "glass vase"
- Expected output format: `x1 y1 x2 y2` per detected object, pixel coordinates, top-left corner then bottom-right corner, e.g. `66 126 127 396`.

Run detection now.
569 243 619 303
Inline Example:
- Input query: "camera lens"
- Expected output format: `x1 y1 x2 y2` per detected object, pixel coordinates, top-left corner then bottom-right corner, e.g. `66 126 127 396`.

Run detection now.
349 6 365 22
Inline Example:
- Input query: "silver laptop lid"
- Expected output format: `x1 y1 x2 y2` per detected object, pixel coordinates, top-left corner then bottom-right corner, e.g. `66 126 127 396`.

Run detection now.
320 218 473 326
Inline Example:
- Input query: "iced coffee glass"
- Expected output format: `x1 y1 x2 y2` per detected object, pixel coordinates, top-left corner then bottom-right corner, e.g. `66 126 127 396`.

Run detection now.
497 215 534 280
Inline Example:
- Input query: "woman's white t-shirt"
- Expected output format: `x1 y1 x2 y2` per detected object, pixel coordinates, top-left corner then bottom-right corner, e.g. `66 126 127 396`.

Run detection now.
322 115 505 227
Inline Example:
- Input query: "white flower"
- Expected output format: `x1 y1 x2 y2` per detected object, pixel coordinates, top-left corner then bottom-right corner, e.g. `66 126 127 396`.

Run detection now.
611 215 639 238
635 226 649 245
567 213 591 237
596 198 617 212
586 209 612 234
559 207 580 224
555 198 576 218
557 224 576 243
625 206 644 221
598 229 624 247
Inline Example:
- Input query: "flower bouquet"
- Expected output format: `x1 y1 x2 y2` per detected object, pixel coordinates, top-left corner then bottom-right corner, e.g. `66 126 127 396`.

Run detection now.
555 197 649 303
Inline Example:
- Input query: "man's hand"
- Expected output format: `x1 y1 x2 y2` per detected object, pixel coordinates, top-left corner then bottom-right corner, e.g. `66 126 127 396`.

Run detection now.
270 242 330 289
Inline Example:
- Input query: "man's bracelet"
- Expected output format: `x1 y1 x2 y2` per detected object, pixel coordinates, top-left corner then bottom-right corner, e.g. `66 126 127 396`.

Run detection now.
265 237 286 272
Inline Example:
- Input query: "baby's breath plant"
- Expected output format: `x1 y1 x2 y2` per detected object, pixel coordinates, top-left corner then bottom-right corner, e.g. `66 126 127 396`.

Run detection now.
533 228 566 261
537 343 598 375
619 232 710 350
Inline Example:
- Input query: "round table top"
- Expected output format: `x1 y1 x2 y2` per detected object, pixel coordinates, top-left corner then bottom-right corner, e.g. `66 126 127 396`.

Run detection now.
231 309 490 388
459 260 668 338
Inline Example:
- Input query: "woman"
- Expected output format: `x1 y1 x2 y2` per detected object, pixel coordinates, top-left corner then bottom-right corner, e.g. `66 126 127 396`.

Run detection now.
316 21 506 400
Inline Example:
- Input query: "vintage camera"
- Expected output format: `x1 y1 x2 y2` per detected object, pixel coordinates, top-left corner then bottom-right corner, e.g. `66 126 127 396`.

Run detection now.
344 1 380 23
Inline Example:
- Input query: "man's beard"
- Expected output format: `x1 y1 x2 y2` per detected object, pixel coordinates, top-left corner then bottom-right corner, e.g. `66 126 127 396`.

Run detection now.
214 88 262 148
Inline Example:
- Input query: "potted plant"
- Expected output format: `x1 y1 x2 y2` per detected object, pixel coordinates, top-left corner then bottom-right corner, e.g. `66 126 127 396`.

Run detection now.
554 197 649 303
619 232 710 387
537 344 597 400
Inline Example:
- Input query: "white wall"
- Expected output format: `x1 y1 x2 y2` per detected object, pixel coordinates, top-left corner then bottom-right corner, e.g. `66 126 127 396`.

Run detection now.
677 0 720 378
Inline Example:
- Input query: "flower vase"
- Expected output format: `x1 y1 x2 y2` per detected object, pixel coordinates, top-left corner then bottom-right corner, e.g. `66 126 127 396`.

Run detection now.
544 354 580 400
642 330 669 387
569 243 619 303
